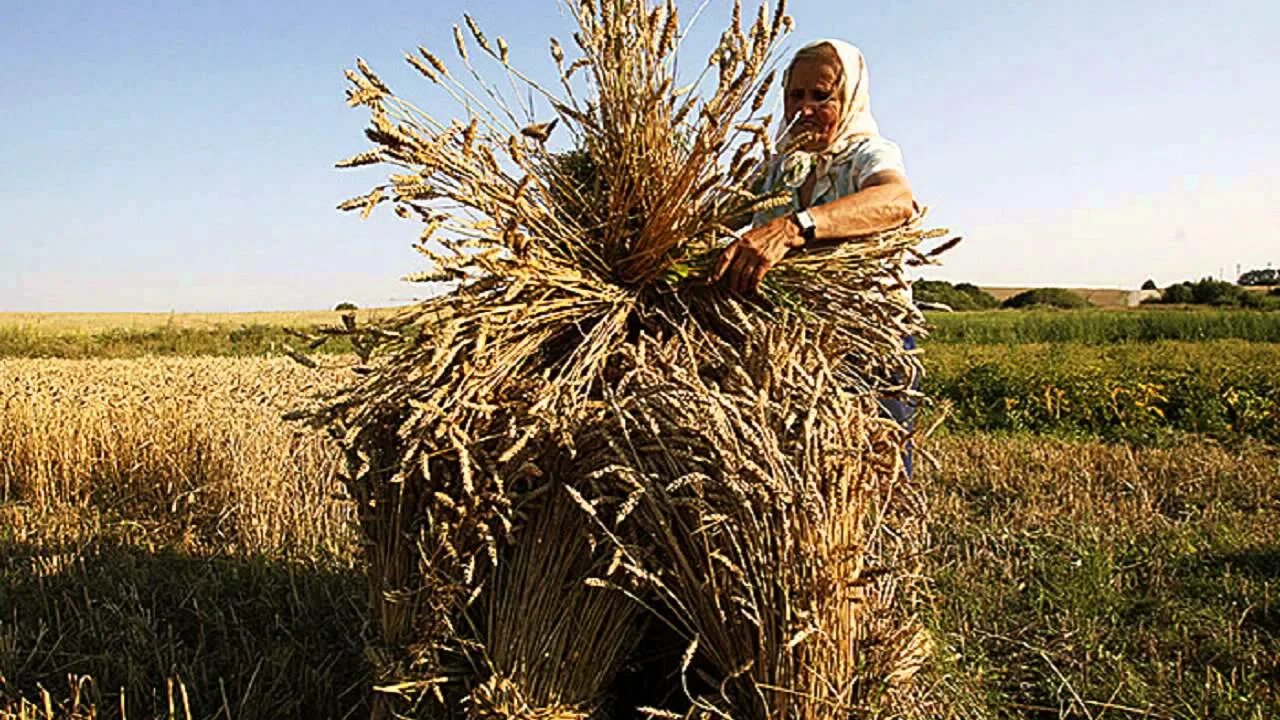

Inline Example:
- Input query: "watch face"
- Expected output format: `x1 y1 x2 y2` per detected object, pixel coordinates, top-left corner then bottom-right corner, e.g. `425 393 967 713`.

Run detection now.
797 211 816 238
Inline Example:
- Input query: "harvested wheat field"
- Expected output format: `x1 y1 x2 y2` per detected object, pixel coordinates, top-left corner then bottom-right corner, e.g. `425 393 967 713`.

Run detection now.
0 357 353 559
2 356 1276 718
0 356 363 719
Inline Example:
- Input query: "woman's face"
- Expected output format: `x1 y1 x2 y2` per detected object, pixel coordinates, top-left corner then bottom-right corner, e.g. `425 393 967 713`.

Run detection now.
784 58 842 151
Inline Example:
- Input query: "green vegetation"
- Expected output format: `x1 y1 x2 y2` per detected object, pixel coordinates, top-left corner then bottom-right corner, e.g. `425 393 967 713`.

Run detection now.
8 308 1280 359
1153 277 1278 308
0 324 355 358
927 435 1279 719
1001 287 1092 309
924 340 1280 444
914 280 1000 310
927 308 1280 344
1238 268 1278 286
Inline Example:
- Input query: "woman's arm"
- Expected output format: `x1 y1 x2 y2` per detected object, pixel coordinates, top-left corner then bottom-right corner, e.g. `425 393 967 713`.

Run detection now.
807 170 914 241
711 170 916 294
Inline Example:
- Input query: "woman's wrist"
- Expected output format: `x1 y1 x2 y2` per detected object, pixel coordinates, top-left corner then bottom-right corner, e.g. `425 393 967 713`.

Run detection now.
791 209 818 244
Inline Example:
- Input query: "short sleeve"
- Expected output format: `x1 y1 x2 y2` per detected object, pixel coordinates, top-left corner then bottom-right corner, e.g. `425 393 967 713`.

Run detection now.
852 137 906 190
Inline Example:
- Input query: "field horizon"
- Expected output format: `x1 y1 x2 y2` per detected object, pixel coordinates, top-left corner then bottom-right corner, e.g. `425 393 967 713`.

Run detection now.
0 287 1145 327
5 284 1273 328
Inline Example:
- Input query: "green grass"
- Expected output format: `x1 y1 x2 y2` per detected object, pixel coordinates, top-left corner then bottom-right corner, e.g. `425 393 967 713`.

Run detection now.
0 324 356 359
923 435 1280 719
927 309 1280 344
923 340 1280 444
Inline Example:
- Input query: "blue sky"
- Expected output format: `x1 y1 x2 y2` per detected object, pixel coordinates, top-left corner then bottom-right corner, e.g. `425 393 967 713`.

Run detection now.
2 0 1277 311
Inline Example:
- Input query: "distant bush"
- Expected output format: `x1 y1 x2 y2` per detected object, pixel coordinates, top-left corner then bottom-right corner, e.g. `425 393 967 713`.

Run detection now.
1238 268 1278 286
1272 287 1280 297
954 283 998 305
914 280 999 311
1160 283 1192 304
1001 288 1091 310
334 302 359 311
1141 279 1158 290
1157 278 1262 307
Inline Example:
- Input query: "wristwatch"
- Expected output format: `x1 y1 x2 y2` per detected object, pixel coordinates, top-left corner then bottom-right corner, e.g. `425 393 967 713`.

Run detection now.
792 209 817 243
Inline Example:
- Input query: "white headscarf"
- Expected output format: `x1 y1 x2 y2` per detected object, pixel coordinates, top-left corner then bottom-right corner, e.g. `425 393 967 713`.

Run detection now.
776 39 880 192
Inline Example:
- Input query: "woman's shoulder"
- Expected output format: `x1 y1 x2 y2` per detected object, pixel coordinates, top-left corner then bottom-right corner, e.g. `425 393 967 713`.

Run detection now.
841 135 907 185
844 135 904 163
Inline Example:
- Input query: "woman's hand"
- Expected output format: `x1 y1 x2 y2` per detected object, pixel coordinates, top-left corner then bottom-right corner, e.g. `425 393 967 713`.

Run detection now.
711 216 805 294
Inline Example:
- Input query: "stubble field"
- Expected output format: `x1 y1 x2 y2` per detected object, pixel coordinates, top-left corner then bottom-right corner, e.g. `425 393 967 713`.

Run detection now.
1 309 1276 719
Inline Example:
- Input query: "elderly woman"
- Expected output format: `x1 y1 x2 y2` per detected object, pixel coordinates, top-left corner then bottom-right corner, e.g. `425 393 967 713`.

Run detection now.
713 39 914 292
712 38 920 472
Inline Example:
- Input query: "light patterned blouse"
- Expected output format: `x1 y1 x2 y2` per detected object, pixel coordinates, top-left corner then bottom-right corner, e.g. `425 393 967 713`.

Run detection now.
751 135 913 305
751 136 907 224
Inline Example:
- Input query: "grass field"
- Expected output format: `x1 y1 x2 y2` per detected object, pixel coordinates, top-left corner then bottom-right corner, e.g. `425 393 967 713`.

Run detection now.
926 308 1280 344
924 434 1279 719
1 309 1277 718
0 283 1195 335
926 340 1280 443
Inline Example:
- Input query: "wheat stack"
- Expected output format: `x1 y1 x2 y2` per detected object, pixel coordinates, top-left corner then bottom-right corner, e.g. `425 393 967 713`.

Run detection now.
467 490 642 720
567 323 930 718
306 0 953 716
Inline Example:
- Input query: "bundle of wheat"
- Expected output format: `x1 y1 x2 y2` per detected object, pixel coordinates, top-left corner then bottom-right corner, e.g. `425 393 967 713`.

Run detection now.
567 323 930 718
467 491 642 719
307 0 952 717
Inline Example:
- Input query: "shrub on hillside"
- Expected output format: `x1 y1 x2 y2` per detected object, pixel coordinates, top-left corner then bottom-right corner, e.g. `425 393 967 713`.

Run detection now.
1159 283 1193 304
914 280 999 311
1001 288 1091 310
334 302 359 311
1238 268 1278 286
1157 278 1261 307
1141 279 1158 290
954 283 999 306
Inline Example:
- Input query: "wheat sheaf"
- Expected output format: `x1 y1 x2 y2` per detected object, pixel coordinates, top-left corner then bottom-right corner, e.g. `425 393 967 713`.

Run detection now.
306 0 951 717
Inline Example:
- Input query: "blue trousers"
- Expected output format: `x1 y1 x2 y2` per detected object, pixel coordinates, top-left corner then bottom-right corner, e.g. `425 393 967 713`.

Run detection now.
879 335 918 478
